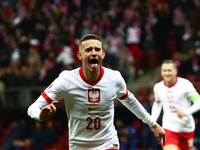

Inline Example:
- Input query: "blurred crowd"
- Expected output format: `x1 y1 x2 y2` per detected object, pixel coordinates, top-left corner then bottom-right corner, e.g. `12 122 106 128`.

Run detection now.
0 0 200 89
0 120 61 150
1 0 200 149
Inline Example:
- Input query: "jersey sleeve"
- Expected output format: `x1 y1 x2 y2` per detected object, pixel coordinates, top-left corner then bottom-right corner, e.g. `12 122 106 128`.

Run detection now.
115 71 128 99
151 84 163 122
42 71 67 103
119 90 156 126
27 95 49 121
183 80 200 115
185 80 196 98
27 71 67 121
115 72 155 126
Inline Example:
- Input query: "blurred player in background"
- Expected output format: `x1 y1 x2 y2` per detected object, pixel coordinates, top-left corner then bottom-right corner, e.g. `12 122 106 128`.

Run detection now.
152 59 200 150
28 34 165 150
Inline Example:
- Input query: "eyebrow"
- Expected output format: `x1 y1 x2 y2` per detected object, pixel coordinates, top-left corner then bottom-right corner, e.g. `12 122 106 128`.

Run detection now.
84 46 102 50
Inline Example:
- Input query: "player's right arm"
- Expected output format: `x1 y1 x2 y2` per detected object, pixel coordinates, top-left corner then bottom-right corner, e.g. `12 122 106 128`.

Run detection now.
27 95 50 121
28 72 66 121
28 95 60 121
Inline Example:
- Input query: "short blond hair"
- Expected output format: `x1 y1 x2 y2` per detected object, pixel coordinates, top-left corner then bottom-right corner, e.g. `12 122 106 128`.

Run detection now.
79 34 101 47
162 59 177 69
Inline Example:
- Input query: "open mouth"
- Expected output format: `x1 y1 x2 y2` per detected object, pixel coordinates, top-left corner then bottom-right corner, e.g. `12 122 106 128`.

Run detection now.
90 59 98 64
89 59 98 70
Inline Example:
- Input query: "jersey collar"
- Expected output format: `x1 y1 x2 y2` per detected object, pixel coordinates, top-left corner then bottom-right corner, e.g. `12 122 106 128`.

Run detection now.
164 76 178 88
79 66 104 86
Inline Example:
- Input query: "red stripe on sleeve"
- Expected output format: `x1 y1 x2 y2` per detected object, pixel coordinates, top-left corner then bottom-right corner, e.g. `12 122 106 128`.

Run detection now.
41 92 52 104
119 89 128 100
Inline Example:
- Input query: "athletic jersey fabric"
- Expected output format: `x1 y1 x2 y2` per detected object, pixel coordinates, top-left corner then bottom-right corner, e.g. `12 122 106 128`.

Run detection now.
152 77 196 133
28 66 155 150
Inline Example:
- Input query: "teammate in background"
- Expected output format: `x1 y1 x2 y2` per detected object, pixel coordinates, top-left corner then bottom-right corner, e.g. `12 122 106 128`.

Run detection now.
27 34 165 150
152 59 200 150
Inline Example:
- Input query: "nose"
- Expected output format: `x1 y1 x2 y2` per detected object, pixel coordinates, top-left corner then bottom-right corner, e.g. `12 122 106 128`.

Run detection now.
91 49 97 56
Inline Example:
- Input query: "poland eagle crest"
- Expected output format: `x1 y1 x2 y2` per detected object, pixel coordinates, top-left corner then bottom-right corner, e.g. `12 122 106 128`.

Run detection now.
88 89 100 103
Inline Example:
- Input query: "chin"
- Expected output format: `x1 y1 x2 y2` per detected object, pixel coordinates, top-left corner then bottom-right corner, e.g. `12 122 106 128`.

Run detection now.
90 68 99 72
90 67 99 72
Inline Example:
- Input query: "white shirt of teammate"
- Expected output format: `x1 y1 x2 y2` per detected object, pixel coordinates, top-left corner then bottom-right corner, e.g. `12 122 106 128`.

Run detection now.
152 77 200 133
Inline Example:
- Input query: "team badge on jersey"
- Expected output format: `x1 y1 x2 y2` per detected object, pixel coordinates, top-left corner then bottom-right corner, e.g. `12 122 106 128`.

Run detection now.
167 91 173 99
88 89 100 103
47 83 53 90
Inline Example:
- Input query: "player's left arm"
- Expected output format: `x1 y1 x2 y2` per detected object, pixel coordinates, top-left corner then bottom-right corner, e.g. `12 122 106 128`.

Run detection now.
177 91 200 118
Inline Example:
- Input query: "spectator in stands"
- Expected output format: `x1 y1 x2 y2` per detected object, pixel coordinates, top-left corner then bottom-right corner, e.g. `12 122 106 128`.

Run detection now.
29 121 45 150
194 29 200 57
182 26 195 54
0 48 9 68
173 5 186 38
194 116 200 150
12 63 31 108
0 65 18 108
3 120 29 150
13 138 33 150
126 21 142 76
185 49 200 76
126 21 141 62
99 11 111 38
55 42 75 70
38 57 57 86
26 47 41 86
115 119 137 150
118 46 135 83
43 120 59 147
10 39 21 66
103 29 124 69
144 16 155 50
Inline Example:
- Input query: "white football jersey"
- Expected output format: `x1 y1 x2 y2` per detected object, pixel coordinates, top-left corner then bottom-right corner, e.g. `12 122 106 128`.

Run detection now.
153 77 196 133
28 66 155 150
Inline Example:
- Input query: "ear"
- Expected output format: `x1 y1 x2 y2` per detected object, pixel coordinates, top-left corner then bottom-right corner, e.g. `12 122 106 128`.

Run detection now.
176 69 178 75
77 51 82 60
102 50 106 59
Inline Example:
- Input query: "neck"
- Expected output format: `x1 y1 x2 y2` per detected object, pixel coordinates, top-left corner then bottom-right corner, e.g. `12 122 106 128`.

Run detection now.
165 77 177 87
83 68 100 83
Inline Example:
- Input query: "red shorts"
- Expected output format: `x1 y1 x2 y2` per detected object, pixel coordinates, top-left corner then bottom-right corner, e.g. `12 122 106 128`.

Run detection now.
164 129 194 150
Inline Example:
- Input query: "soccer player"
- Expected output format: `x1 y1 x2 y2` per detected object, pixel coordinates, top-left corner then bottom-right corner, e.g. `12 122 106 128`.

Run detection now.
152 59 200 150
27 34 165 150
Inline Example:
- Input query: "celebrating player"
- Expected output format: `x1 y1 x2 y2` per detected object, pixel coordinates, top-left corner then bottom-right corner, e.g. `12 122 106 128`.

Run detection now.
28 34 165 150
152 59 200 150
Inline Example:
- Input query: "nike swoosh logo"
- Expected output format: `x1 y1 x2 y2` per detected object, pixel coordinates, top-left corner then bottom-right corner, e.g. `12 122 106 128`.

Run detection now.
88 107 99 111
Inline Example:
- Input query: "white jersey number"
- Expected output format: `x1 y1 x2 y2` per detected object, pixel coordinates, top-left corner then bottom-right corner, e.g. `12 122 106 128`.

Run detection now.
188 138 194 148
